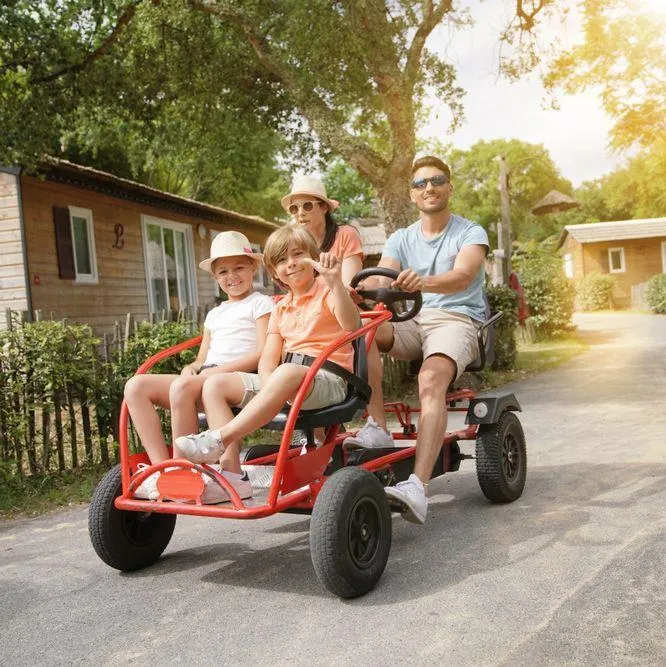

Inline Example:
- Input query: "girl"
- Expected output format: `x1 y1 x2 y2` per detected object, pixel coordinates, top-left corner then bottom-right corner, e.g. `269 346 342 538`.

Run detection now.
175 225 360 498
124 231 273 499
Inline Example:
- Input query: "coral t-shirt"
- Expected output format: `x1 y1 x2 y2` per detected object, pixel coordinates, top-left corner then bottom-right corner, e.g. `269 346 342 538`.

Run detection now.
267 278 354 372
329 225 363 261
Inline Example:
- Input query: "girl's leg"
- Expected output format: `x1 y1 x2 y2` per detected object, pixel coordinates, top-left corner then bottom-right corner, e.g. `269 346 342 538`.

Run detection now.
200 373 247 474
124 374 179 463
168 374 210 454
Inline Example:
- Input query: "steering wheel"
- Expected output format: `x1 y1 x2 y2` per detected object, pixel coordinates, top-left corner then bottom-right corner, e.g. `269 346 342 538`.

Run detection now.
350 267 422 323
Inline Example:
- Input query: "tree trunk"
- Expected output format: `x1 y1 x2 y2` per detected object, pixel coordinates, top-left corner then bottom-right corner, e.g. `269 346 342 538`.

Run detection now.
375 175 415 233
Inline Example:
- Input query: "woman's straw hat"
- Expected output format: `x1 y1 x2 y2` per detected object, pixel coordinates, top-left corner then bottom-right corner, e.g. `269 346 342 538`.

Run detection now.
199 231 262 273
280 175 339 212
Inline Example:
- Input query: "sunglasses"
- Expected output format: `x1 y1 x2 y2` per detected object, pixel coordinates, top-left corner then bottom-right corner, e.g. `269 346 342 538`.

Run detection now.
288 201 323 215
411 175 449 189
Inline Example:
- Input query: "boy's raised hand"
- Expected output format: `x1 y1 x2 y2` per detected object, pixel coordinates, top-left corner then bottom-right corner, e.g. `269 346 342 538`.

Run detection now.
304 252 343 288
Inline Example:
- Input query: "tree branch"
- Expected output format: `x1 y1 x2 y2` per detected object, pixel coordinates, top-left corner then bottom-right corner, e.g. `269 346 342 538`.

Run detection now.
405 1 453 83
31 2 144 84
515 0 547 31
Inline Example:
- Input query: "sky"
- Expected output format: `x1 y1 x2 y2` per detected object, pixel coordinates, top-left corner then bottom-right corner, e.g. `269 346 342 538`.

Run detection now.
419 0 630 186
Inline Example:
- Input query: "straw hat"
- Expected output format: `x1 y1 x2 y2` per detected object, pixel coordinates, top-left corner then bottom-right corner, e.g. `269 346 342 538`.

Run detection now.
199 231 262 273
280 175 340 212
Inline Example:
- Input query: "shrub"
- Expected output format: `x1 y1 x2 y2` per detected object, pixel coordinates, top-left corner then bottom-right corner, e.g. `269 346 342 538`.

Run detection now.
514 246 576 339
486 284 518 370
646 274 666 314
577 272 616 311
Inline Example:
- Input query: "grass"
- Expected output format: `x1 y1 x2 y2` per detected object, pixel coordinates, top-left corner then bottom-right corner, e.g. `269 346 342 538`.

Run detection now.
1 332 589 520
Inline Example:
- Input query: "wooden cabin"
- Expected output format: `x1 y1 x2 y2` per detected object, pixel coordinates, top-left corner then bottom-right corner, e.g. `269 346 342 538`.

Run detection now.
0 160 278 333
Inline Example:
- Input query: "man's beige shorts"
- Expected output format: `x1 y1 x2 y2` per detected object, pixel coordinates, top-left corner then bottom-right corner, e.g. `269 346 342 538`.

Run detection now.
388 308 480 380
234 367 347 410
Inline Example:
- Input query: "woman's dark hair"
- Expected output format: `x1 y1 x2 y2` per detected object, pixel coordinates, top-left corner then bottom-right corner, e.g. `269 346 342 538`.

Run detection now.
320 210 339 252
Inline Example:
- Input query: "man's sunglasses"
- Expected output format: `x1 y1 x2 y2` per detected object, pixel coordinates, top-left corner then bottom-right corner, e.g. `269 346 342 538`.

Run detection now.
288 201 323 215
411 175 449 189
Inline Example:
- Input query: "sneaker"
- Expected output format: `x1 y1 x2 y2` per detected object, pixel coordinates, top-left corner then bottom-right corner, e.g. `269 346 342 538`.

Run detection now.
343 417 394 450
133 463 160 500
202 467 253 504
384 474 428 524
175 429 224 463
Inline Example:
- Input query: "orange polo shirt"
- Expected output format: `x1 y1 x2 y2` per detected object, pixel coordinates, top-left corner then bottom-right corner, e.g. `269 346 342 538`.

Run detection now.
329 225 363 261
267 277 354 372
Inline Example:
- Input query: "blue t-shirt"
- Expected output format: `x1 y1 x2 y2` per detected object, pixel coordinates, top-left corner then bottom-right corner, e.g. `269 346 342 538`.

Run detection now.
382 214 489 322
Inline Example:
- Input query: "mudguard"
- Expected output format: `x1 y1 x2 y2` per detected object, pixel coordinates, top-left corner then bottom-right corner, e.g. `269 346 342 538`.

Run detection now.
465 392 522 424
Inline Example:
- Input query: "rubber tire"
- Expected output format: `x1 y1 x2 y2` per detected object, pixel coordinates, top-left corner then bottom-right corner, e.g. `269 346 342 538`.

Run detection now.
88 464 177 571
310 467 392 599
476 410 527 503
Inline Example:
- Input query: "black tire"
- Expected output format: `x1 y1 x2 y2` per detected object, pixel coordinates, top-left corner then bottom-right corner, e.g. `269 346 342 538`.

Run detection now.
310 467 392 599
88 465 177 572
476 410 527 503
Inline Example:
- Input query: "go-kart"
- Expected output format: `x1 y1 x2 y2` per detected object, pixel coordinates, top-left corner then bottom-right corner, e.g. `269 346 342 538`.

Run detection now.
88 268 526 599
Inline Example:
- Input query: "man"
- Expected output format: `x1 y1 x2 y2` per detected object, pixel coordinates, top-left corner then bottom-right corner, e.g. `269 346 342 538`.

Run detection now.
368 155 489 524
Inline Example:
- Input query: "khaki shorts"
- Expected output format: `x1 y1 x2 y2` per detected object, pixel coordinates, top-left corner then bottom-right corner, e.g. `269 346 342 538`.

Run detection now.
387 308 480 380
234 367 348 410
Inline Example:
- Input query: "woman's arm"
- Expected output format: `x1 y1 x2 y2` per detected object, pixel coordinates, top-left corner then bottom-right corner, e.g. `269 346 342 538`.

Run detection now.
341 254 363 286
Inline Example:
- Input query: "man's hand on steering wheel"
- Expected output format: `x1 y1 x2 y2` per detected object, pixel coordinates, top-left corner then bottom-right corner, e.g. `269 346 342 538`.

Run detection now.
392 268 425 293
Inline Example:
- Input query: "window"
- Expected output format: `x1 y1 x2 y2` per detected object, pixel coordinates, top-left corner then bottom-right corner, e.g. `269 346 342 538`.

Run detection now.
68 206 98 283
608 247 625 274
141 216 197 313
563 253 574 278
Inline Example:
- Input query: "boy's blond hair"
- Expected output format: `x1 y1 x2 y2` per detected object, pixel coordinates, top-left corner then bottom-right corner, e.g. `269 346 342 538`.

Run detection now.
263 225 320 285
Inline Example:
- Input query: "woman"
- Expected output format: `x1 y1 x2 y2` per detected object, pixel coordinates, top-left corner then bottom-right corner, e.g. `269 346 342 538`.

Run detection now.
280 175 393 449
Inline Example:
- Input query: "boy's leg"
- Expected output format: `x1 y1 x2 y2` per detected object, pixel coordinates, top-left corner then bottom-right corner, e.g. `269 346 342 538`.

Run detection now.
124 374 179 463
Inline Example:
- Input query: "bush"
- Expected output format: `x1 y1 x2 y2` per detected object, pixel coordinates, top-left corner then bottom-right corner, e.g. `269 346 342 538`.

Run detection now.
515 246 576 339
486 284 519 370
577 272 616 311
646 274 666 314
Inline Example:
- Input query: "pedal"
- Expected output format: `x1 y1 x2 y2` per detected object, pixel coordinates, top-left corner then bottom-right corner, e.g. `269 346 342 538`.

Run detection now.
242 464 275 488
156 469 205 503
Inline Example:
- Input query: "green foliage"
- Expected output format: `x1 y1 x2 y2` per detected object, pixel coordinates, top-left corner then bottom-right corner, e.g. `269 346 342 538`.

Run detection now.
515 245 575 338
447 139 573 243
322 160 376 222
546 0 666 151
486 284 519 370
646 274 666 314
577 273 616 311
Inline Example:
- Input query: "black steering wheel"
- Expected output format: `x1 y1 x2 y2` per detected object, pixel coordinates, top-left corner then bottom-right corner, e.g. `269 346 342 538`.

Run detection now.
350 267 422 323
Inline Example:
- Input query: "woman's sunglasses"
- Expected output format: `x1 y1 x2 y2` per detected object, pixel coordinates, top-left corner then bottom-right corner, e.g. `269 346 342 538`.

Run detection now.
411 175 449 189
288 201 323 215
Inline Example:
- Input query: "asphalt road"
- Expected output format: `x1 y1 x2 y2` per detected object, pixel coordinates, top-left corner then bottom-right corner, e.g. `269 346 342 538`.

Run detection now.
1 313 665 666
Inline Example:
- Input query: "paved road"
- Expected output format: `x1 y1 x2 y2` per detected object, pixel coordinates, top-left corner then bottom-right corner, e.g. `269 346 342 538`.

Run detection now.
1 313 665 666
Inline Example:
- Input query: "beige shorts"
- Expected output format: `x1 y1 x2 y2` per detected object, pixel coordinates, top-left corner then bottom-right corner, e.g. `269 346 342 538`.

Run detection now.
387 308 480 380
234 367 348 410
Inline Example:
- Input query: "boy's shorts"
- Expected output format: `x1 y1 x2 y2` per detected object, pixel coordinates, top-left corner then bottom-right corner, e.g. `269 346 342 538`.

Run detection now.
388 308 480 380
234 367 347 410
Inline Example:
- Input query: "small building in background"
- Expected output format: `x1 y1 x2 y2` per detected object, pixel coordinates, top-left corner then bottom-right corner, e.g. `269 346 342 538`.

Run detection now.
350 217 387 267
558 218 666 308
0 160 277 333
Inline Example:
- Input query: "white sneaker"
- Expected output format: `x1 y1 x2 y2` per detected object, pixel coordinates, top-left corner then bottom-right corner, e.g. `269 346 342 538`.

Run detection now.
385 474 428 524
133 463 160 500
343 417 394 450
202 468 253 504
175 429 224 463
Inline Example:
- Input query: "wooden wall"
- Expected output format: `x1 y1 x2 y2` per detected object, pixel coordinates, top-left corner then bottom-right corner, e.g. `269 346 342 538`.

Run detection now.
19 174 273 334
0 171 29 327
562 234 666 308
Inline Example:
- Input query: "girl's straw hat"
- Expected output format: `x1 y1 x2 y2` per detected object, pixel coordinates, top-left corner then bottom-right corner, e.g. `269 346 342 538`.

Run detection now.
280 175 340 212
199 231 262 273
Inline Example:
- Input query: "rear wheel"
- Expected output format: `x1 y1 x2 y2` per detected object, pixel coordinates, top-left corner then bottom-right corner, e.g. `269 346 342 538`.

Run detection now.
476 411 527 503
88 465 176 571
310 467 392 598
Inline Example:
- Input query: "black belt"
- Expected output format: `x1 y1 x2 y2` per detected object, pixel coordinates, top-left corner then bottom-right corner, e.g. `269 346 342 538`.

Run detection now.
284 352 371 403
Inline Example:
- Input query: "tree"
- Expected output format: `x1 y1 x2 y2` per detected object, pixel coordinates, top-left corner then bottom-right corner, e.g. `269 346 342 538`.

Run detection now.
322 160 375 222
546 0 666 151
1 0 565 229
447 139 573 244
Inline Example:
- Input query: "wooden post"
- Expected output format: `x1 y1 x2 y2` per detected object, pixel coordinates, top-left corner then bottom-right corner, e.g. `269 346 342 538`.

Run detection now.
66 385 79 468
124 313 132 352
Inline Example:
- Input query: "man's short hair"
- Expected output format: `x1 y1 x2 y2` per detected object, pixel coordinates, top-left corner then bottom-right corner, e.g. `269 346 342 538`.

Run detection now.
411 156 451 181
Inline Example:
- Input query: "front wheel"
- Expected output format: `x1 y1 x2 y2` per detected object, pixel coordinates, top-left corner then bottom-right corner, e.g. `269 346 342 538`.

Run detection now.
476 411 527 503
88 465 177 571
310 467 392 599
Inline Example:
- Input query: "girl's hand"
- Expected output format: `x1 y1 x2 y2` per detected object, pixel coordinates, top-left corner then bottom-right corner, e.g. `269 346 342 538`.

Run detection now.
180 364 197 376
304 252 343 288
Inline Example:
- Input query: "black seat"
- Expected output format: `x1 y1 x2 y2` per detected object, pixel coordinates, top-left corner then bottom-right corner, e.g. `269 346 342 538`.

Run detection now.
264 336 370 431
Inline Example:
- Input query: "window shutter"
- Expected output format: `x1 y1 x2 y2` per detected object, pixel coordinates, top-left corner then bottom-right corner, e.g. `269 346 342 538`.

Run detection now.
53 207 75 279
599 248 609 273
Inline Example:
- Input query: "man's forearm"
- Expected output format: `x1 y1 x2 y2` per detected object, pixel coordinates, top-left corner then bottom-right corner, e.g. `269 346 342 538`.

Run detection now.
423 269 475 294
